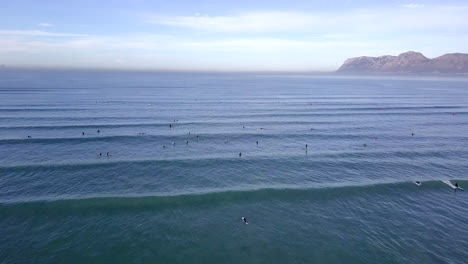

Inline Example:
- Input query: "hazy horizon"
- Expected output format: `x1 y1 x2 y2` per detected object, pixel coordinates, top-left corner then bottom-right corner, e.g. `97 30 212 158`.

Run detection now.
1 0 468 71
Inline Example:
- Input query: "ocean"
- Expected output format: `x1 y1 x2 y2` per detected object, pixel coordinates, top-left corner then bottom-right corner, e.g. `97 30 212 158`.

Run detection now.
0 70 467 263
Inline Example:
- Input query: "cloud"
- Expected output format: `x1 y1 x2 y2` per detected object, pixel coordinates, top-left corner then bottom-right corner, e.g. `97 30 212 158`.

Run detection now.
179 38 370 54
403 4 424 8
0 33 172 53
148 5 468 34
0 30 89 37
150 12 317 32
38 23 54 27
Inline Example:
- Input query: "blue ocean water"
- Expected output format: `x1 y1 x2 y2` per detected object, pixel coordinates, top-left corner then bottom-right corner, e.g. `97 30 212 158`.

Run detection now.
0 70 467 263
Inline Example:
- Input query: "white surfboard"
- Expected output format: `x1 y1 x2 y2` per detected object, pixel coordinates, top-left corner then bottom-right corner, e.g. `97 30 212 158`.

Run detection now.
442 180 457 190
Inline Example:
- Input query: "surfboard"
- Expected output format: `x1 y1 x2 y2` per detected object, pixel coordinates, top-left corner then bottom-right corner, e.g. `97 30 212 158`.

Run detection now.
241 217 248 224
414 181 422 186
442 180 457 189
442 180 463 191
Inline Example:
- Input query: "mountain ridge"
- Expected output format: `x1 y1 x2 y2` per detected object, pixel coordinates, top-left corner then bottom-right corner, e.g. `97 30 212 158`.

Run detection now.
337 51 468 74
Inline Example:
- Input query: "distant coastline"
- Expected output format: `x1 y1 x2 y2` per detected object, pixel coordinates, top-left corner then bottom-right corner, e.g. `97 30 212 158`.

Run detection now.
336 51 468 75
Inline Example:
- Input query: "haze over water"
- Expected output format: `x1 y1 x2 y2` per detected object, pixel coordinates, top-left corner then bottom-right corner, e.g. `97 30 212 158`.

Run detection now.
0 70 467 263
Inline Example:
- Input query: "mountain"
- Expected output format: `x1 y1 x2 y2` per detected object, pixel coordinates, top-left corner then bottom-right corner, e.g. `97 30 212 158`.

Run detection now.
337 51 468 74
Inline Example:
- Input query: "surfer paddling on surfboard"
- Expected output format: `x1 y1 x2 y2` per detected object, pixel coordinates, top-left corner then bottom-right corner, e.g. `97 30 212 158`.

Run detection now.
242 217 248 224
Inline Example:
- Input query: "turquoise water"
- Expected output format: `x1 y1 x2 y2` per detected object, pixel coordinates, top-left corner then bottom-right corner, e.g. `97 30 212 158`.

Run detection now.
0 70 467 263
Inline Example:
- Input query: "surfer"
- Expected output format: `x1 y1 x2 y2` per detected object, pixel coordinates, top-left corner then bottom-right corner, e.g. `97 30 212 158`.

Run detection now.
453 182 464 191
82 132 85 136
97 129 100 133
239 152 242 158
256 141 258 145
412 133 414 136
306 144 308 149
186 140 189 145
169 124 172 128
242 217 248 224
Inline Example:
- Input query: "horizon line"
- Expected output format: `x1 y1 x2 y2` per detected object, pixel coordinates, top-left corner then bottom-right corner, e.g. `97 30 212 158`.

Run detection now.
0 65 336 74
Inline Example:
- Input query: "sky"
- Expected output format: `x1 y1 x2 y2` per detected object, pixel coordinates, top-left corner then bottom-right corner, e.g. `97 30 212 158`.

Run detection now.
1 0 468 71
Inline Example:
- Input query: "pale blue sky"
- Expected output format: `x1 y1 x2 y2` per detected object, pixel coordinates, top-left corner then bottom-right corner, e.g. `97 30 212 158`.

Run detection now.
1 0 467 71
